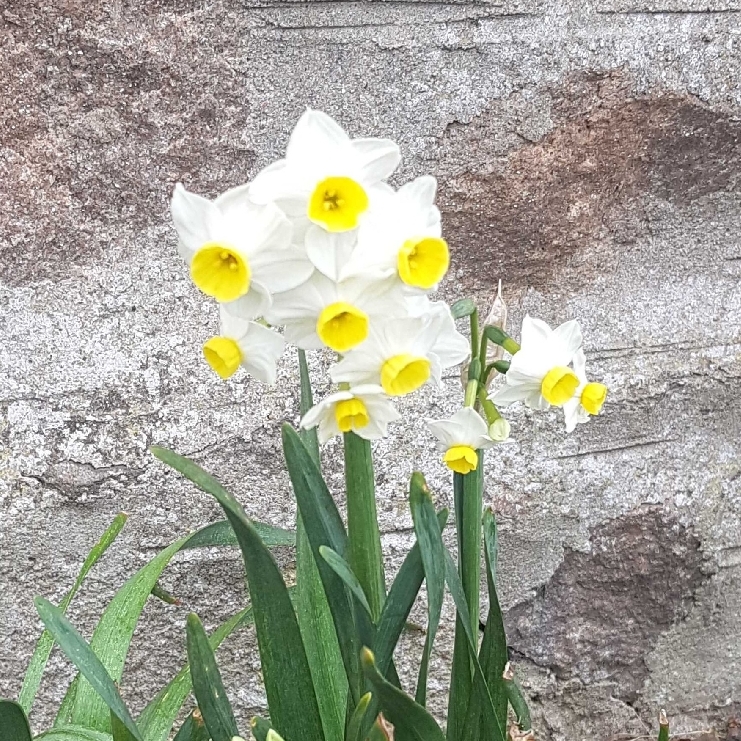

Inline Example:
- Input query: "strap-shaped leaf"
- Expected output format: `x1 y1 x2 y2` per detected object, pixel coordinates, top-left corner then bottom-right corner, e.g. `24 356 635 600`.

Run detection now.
282 423 365 704
160 443 324 741
137 606 253 741
0 699 32 741
477 510 508 733
35 728 112 741
319 546 373 619
54 675 79 727
295 349 347 741
34 599 143 741
182 517 294 548
19 514 127 716
186 613 239 741
374 509 448 677
345 692 372 741
361 649 446 741
443 553 506 741
112 710 139 741
408 473 445 707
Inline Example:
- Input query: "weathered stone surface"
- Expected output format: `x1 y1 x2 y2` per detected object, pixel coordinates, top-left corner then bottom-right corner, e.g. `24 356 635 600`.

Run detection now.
2 1 741 740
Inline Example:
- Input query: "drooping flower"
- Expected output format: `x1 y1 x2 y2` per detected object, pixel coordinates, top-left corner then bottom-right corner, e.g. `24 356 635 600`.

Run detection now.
202 305 285 384
344 176 449 290
489 315 583 411
562 349 608 432
426 407 495 474
266 271 406 353
300 385 400 443
330 305 469 397
250 109 400 234
171 183 312 318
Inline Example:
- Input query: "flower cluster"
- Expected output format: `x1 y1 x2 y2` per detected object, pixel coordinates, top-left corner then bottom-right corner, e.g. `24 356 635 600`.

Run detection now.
170 109 607 474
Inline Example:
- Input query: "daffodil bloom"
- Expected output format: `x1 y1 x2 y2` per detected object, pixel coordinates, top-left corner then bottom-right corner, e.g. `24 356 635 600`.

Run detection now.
426 407 495 474
562 349 608 432
250 109 400 234
330 306 469 397
202 306 285 383
344 176 449 290
266 272 405 353
171 183 312 318
300 385 400 443
489 315 583 411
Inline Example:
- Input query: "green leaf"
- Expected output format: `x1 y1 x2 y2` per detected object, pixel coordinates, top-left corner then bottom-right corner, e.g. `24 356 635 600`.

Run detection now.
250 717 276 741
502 664 531 733
181 517 294 549
186 613 239 741
112 710 139 741
319 546 373 619
343 432 385 622
295 349 347 741
0 699 32 741
19 514 128 716
442 553 506 741
658 710 669 741
361 649 446 741
408 473 445 707
374 509 448 678
282 424 365 705
450 298 476 320
35 728 113 741
54 675 79 727
172 710 209 741
478 510 508 734
33 598 143 741
138 606 253 741
162 441 325 741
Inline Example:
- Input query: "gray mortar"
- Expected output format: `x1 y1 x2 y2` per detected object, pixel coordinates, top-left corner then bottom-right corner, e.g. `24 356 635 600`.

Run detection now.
1 1 740 740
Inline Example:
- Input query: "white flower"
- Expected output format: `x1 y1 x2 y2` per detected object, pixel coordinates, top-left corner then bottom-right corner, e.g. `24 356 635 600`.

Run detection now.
488 418 511 442
489 315 583 411
171 183 312 318
344 176 449 290
266 271 405 353
330 307 469 397
250 109 400 234
202 305 285 383
300 385 400 443
562 349 608 432
425 407 495 474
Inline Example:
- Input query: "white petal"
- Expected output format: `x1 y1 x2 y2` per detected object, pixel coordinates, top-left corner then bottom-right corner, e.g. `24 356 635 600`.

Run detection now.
549 320 583 366
350 138 401 182
250 160 307 211
238 323 286 385
520 315 552 349
524 389 550 411
398 175 437 208
305 228 358 282
223 281 272 320
286 109 350 163
170 184 215 261
251 245 314 294
489 384 531 407
214 183 252 210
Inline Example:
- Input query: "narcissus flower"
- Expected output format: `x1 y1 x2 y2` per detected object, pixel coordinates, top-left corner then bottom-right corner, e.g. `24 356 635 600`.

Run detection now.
267 272 405 353
489 315 583 411
202 306 285 384
300 385 400 443
330 306 469 397
562 349 608 432
345 176 448 290
250 109 400 234
426 407 495 474
171 183 312 317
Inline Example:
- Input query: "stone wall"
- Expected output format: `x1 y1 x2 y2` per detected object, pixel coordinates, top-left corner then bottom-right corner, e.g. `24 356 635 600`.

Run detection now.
1 1 740 739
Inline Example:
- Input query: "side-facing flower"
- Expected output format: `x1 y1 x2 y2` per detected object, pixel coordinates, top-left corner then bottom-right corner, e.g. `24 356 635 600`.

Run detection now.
330 307 469 397
562 349 608 432
300 385 400 443
171 183 311 317
202 305 285 383
345 176 449 290
426 407 495 474
489 315 583 411
250 109 400 234
267 271 405 353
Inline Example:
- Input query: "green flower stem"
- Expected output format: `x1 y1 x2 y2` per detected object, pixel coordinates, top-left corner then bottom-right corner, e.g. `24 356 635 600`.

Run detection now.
455 463 483 641
470 308 480 358
464 379 479 408
344 431 386 622
477 388 502 425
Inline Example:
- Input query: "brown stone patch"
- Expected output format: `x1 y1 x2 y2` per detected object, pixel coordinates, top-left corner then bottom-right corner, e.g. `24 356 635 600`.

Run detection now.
441 72 741 294
505 507 709 702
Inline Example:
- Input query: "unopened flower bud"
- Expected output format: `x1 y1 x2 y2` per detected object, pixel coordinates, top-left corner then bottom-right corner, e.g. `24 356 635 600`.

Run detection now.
488 418 511 442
